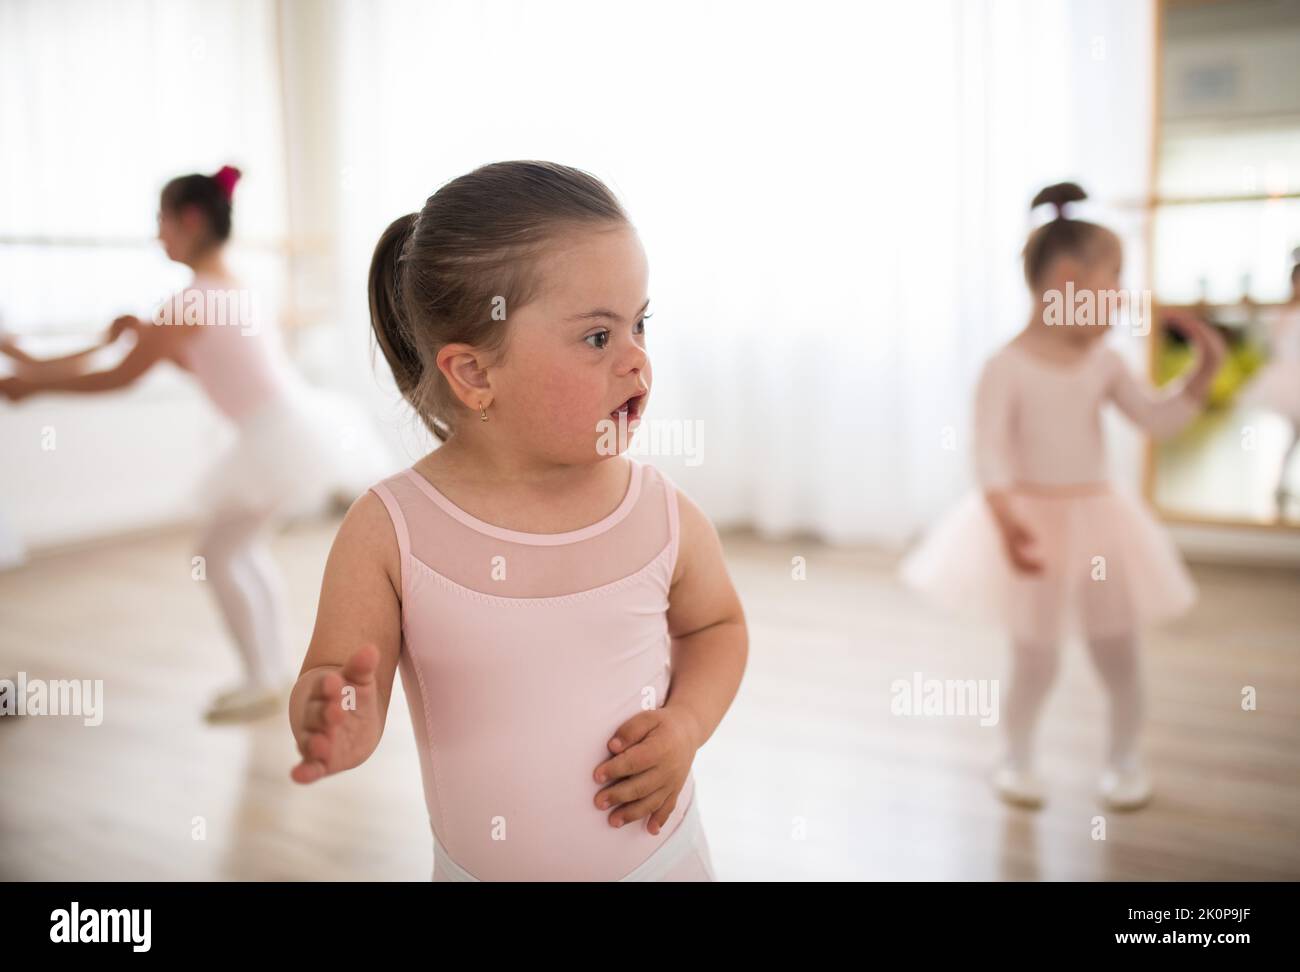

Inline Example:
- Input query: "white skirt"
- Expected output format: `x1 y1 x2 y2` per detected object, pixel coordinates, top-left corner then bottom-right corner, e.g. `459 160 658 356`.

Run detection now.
196 395 336 519
1242 358 1300 424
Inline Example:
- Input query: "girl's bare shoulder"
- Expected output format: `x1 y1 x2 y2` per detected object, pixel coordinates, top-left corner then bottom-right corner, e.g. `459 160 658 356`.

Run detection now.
331 485 404 600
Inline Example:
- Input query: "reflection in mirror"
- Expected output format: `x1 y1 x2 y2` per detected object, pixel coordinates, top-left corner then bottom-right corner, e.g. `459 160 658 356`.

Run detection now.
1150 0 1300 527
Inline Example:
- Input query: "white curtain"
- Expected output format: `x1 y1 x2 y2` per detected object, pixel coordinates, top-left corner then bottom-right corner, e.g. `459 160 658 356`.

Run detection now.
322 0 1154 546
0 0 399 550
0 0 289 336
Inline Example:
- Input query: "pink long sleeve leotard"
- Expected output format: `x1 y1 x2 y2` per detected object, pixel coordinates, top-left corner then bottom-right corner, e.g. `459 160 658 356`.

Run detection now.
973 341 1200 490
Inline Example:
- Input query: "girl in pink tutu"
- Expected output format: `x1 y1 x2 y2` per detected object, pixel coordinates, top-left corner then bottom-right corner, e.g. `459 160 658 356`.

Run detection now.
902 183 1226 811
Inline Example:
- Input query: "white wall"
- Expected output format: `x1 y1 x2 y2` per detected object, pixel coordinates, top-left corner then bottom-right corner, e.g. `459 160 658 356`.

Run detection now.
1 365 231 550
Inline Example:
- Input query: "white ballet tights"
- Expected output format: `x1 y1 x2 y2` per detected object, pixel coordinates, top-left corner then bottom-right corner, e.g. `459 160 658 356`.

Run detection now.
1277 422 1299 502
1003 637 1061 771
196 508 291 689
1084 632 1144 771
1003 632 1143 772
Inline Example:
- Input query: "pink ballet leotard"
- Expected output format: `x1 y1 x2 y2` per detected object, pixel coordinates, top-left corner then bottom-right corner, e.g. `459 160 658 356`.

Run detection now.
902 338 1203 642
368 457 715 882
146 273 333 516
157 273 293 424
972 340 1201 489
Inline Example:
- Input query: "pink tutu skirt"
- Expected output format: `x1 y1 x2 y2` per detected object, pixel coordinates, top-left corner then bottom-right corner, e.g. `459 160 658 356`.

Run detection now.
900 484 1196 643
1241 359 1300 424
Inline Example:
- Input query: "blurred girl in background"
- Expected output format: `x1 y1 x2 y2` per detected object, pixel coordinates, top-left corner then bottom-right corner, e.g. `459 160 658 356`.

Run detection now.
903 183 1225 811
1 166 335 722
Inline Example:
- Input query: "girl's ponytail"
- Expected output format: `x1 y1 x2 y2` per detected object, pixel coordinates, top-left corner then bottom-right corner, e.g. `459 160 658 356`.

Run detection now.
1022 182 1112 289
368 213 447 439
1030 181 1086 220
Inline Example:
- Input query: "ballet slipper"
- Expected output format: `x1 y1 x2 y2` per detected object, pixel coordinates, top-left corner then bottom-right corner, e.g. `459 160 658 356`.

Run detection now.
204 680 290 723
211 680 256 706
211 674 293 706
1099 762 1153 811
990 762 1045 809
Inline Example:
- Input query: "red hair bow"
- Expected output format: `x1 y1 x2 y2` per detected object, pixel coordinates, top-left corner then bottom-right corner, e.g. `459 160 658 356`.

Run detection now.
213 165 242 200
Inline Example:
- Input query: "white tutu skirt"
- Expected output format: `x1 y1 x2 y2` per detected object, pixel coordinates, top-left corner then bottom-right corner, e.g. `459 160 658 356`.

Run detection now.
1241 359 1300 424
900 485 1196 643
196 395 337 519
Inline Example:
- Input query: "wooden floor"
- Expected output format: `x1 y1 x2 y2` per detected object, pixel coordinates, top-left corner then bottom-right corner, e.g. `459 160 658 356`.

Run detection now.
1 518 1297 881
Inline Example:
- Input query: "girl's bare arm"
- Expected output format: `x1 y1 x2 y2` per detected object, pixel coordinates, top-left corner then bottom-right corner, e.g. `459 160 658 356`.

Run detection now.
289 491 405 782
0 322 182 396
662 489 748 750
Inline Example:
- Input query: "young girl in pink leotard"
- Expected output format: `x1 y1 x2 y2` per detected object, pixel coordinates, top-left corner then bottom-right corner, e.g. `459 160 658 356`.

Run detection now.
902 183 1225 812
288 161 748 881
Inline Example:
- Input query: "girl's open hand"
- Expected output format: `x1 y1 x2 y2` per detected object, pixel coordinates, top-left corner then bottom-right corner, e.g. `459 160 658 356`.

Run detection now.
290 644 383 784
592 704 701 835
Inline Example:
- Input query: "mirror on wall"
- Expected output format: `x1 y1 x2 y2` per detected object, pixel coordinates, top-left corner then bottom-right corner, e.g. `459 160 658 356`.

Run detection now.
1147 0 1300 529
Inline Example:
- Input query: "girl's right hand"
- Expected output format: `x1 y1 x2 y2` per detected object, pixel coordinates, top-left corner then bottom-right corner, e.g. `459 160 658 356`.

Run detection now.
105 315 142 344
999 517 1044 575
986 491 1043 575
0 376 32 402
0 331 22 358
290 644 383 784
987 502 1044 575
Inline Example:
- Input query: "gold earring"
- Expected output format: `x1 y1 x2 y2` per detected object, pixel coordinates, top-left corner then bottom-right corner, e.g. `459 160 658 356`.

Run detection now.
479 402 488 422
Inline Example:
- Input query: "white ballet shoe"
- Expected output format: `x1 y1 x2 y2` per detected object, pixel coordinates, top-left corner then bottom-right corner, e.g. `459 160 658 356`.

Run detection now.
211 681 255 706
204 681 290 723
1099 763 1153 810
210 673 294 704
991 763 1045 808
